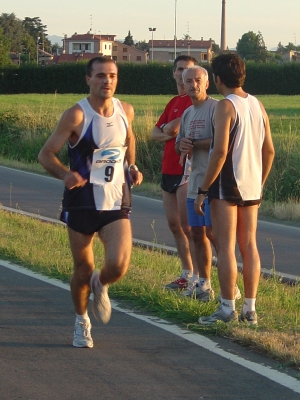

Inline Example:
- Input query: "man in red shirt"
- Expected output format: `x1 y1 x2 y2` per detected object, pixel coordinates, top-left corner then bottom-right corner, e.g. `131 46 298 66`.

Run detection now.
151 55 197 289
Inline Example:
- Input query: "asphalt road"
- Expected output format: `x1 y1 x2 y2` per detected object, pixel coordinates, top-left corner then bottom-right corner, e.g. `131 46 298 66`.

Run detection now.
0 166 300 278
1 262 300 400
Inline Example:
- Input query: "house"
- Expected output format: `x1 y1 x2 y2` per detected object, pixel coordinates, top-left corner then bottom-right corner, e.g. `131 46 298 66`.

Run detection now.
282 50 300 63
148 38 214 63
50 32 146 64
111 42 147 63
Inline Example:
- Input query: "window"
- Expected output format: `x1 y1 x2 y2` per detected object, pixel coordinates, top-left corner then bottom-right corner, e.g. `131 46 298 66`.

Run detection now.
113 46 118 51
123 48 127 52
136 56 141 61
105 44 107 49
73 43 81 51
123 56 128 61
112 56 117 61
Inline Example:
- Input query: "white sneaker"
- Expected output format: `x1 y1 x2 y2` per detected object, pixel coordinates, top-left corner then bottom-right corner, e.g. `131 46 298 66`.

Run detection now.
90 271 112 324
73 320 93 348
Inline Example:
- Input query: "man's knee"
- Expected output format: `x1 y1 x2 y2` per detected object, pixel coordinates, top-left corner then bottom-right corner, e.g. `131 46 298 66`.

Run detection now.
72 262 94 284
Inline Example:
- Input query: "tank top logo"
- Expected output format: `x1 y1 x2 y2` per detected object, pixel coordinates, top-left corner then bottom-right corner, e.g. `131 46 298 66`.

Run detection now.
99 148 121 161
106 122 114 127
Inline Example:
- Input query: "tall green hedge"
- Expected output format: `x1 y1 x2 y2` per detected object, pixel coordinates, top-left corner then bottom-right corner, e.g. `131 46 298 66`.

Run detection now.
1 61 300 95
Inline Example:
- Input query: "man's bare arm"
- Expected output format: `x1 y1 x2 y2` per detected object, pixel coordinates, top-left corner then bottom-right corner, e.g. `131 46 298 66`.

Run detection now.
122 101 143 186
259 102 275 187
151 117 182 142
38 105 87 189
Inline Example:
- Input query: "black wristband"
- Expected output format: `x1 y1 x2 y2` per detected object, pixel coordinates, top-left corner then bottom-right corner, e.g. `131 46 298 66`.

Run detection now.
160 123 166 132
197 187 208 196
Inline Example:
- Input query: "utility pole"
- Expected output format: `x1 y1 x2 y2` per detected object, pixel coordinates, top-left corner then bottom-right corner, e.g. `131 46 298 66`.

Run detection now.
220 0 226 52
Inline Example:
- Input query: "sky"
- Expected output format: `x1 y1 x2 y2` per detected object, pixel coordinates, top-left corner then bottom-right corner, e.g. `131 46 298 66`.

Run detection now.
1 0 299 50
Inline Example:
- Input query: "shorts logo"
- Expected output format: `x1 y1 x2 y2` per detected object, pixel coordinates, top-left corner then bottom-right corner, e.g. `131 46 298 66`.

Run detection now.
96 149 121 164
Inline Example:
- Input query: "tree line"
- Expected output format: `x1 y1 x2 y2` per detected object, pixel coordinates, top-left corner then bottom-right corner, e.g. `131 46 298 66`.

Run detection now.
0 12 299 67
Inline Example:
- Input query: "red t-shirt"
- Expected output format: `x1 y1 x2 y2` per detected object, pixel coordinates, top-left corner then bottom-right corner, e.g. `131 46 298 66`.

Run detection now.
156 94 192 175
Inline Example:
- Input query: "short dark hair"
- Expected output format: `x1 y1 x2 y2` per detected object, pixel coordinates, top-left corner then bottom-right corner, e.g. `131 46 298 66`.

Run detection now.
211 53 246 88
173 55 198 71
86 56 117 77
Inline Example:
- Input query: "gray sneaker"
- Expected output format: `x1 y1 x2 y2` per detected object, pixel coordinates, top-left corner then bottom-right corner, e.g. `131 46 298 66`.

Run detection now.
198 306 238 325
239 310 258 325
217 285 242 302
181 280 198 297
195 286 215 302
90 271 111 324
73 320 93 348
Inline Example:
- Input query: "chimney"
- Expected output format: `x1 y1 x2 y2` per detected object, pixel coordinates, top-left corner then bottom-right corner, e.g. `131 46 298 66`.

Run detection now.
220 0 226 52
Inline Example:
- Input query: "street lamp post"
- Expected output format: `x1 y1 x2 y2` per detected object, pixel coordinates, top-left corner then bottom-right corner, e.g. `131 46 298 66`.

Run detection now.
174 0 177 60
36 36 40 65
149 28 156 62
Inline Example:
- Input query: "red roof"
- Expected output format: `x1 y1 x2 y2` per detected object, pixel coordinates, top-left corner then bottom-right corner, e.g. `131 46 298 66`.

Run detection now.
48 53 108 64
65 33 116 41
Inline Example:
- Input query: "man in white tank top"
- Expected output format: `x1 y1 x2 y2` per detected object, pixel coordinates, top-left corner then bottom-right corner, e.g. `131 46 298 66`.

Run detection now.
194 54 275 326
38 57 143 348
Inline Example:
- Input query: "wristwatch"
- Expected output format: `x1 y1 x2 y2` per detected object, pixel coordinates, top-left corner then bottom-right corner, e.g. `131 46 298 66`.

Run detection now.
197 187 208 196
129 164 139 171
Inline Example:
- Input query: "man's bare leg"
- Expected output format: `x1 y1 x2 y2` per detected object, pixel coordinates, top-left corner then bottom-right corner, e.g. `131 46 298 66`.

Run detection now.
210 199 237 300
97 218 132 284
237 205 260 299
162 185 193 273
190 226 212 280
68 228 95 315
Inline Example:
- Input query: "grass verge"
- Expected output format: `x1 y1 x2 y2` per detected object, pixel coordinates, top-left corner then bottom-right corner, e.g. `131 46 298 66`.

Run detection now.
0 208 300 370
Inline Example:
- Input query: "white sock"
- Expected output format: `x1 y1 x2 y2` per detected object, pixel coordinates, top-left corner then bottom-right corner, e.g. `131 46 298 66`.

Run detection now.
221 299 235 315
198 278 211 290
243 298 256 313
182 269 192 280
76 312 90 323
191 274 199 283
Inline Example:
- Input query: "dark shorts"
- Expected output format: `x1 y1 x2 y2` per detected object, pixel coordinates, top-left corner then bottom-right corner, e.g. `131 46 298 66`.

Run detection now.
61 208 131 235
161 173 189 193
208 195 261 207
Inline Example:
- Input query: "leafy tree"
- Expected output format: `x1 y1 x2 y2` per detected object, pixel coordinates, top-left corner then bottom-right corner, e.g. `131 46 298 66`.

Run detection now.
277 41 285 55
51 42 62 55
236 31 268 62
21 32 36 63
124 30 134 46
182 33 192 40
0 13 24 52
0 27 12 66
212 42 220 55
22 17 51 53
284 42 297 52
135 40 149 53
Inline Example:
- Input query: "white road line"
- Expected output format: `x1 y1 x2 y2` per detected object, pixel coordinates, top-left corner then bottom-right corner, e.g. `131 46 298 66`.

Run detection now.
2 259 300 394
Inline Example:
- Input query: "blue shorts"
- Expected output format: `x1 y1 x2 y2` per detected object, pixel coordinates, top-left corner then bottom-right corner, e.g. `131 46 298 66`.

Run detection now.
187 197 212 227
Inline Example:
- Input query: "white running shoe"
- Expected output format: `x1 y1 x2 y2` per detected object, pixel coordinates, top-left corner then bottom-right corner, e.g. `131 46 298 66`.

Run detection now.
90 271 112 324
73 320 93 348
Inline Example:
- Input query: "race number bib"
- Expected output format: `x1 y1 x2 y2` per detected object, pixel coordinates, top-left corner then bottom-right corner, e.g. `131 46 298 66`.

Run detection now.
90 146 127 186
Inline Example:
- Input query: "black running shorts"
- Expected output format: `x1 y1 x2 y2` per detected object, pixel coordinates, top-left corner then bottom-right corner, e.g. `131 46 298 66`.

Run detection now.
61 208 130 235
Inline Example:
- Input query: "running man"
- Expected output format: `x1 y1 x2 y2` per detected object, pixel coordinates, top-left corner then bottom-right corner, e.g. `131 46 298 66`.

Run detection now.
151 55 197 290
38 56 143 348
